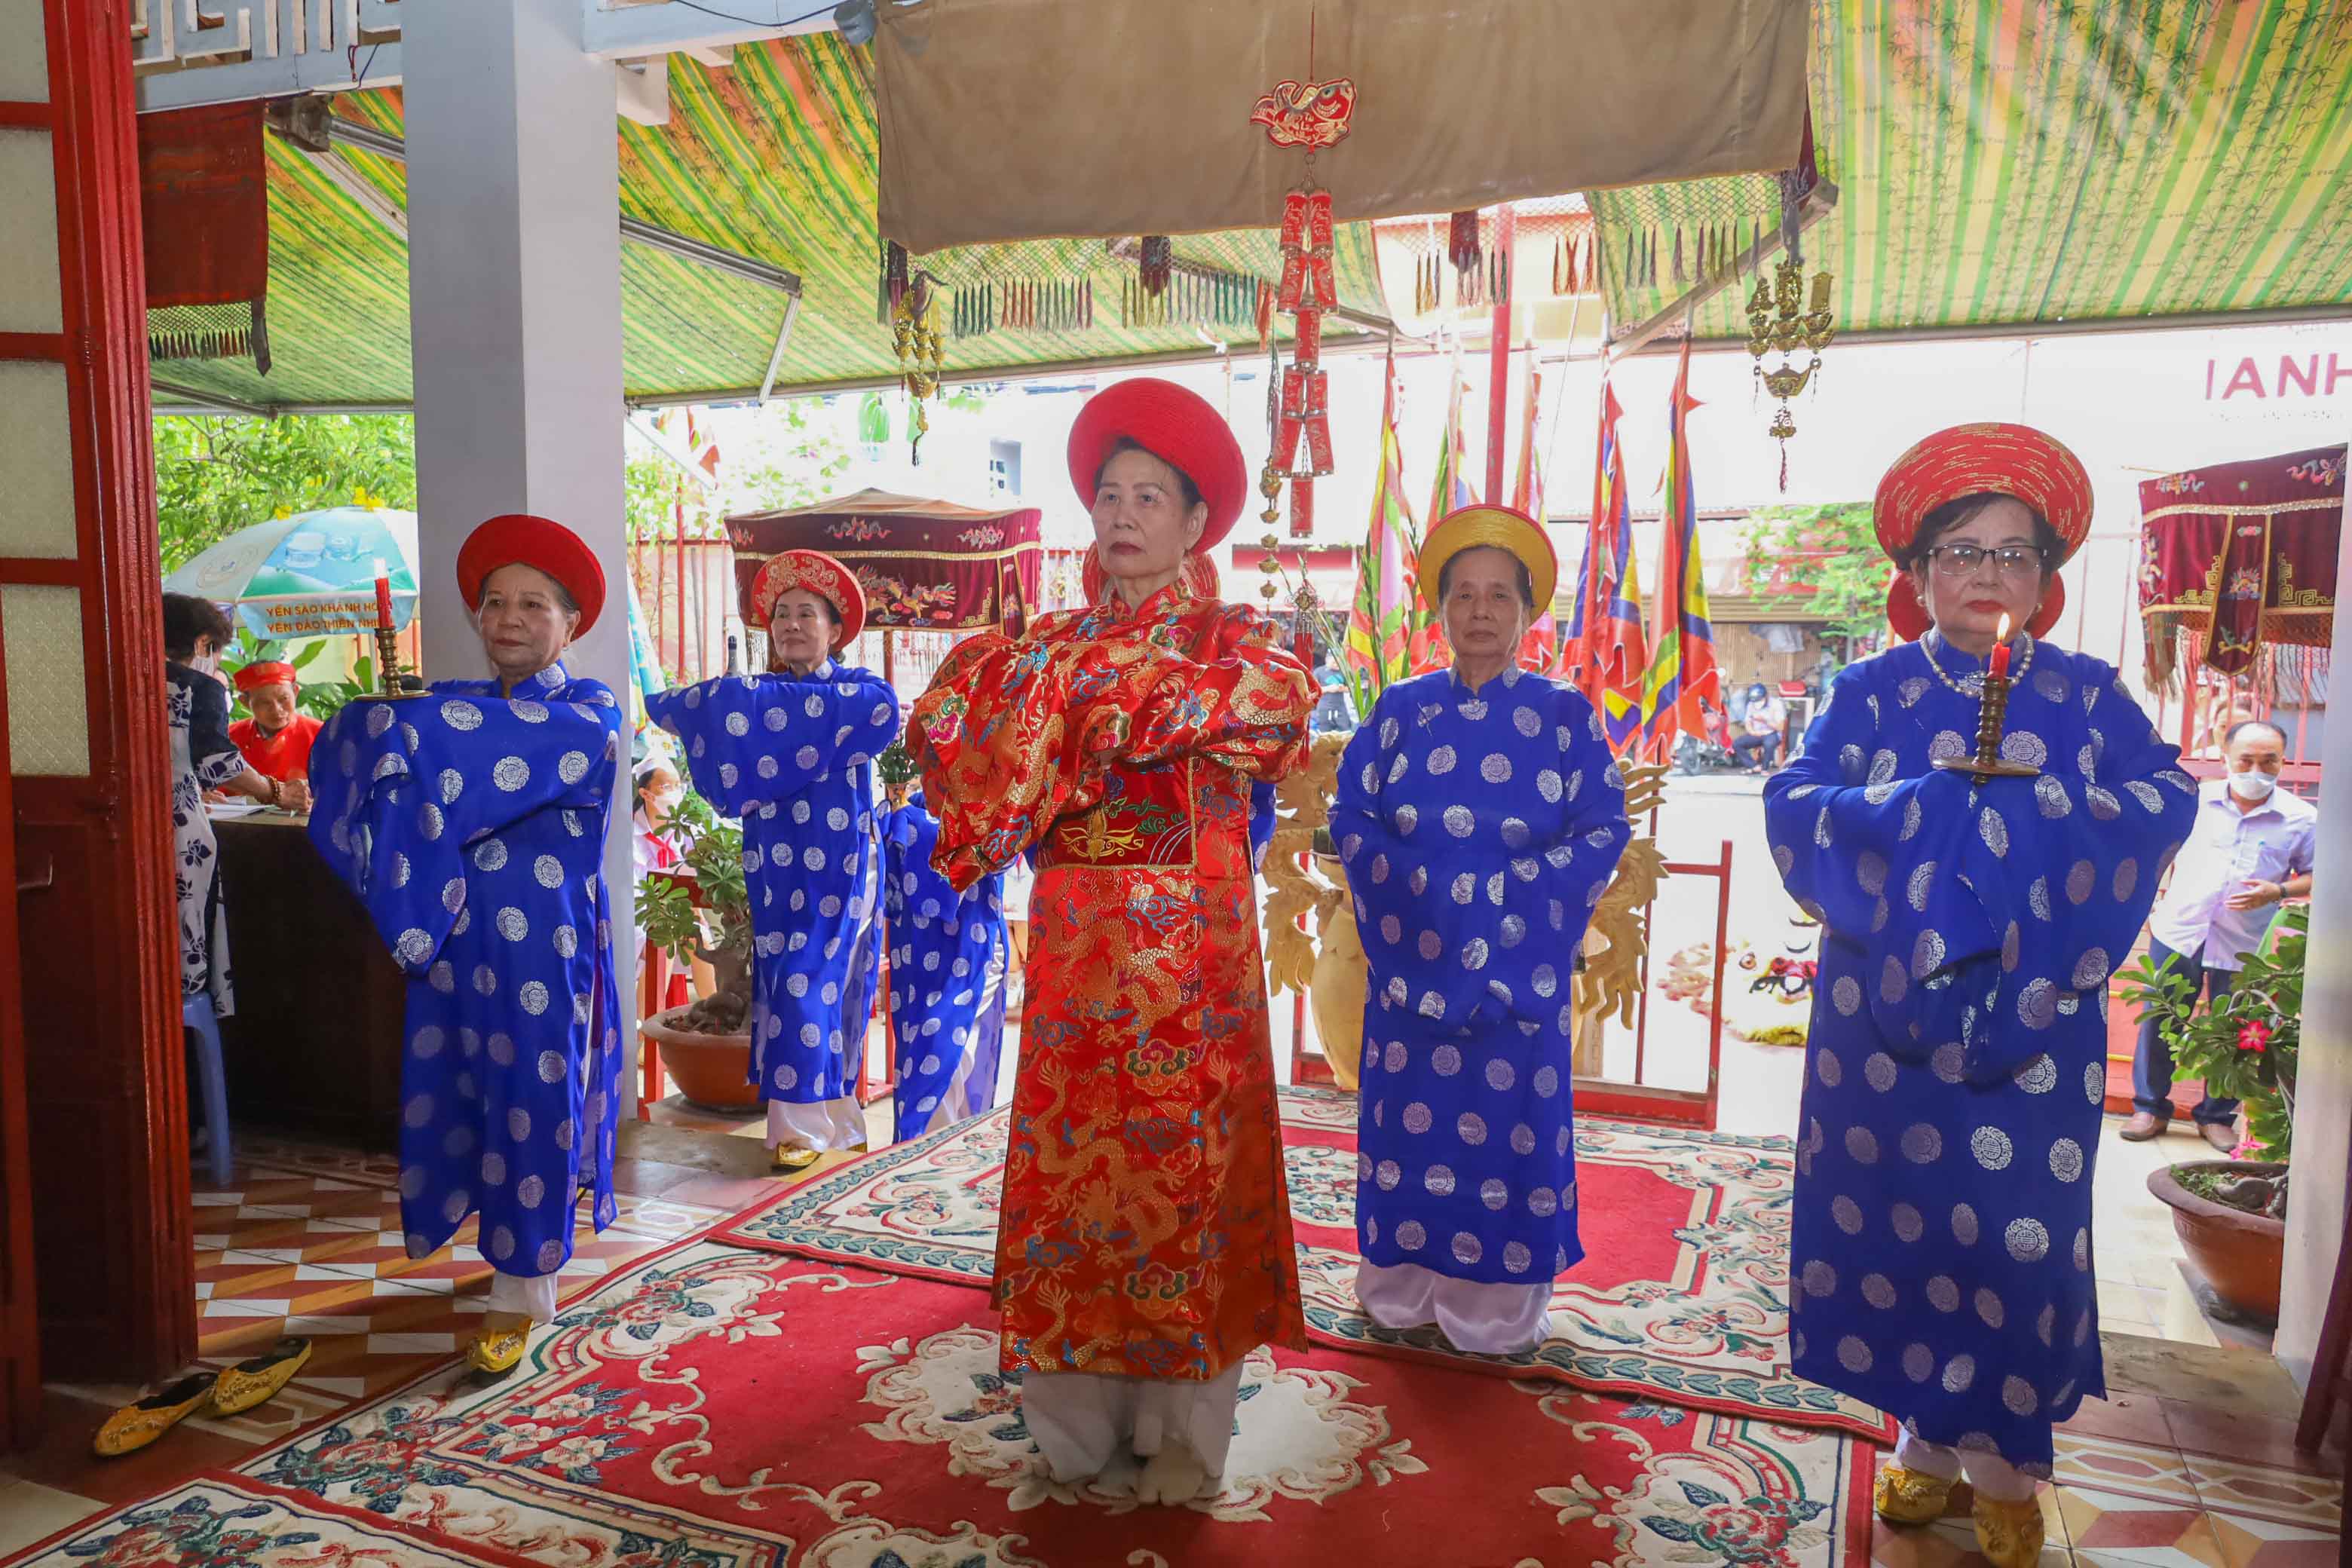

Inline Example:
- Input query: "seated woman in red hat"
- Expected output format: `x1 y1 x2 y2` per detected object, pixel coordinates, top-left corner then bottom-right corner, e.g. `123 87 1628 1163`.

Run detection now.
308 514 626 1379
645 552 898 1171
1761 426 2194 1566
1334 505 1629 1358
908 378 1318 1504
229 660 324 789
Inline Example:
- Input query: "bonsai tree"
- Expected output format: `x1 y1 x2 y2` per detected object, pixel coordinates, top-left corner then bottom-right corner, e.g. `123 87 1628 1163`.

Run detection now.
635 788 752 1037
2118 905 2303 1217
877 736 917 809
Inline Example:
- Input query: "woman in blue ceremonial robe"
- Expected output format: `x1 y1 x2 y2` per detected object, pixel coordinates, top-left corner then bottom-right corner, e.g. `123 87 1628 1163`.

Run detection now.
1763 425 2195 1567
880 777 1008 1141
645 550 898 1171
1334 504 1630 1357
309 514 624 1379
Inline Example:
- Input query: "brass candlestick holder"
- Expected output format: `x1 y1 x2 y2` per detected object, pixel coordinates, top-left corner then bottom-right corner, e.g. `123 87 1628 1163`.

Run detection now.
1931 660 2039 781
369 623 427 700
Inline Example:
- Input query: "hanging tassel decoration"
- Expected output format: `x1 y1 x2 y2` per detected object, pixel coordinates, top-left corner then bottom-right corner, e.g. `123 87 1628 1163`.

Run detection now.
1140 235 1174 298
886 241 909 312
1672 227 1686 286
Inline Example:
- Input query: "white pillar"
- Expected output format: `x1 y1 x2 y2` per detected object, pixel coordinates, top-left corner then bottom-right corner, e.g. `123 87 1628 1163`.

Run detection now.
403 0 641 1107
2275 513 2352 1386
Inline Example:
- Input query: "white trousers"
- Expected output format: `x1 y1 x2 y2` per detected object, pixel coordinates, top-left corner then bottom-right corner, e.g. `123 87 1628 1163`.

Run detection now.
769 1095 866 1152
1893 1427 2038 1500
1021 1361 1249 1484
1355 1260 1554 1355
484 1268 559 1325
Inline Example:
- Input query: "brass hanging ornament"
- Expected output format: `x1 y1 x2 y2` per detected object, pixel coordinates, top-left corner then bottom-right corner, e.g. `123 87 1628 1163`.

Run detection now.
893 274 946 464
1747 259 1836 492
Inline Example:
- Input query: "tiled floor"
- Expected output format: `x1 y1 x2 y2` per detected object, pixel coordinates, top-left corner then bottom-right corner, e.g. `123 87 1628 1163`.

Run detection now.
0 1125 820 1559
1870 1349 2342 1566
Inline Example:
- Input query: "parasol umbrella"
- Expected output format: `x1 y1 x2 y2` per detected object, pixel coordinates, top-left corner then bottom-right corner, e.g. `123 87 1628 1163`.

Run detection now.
164 506 421 641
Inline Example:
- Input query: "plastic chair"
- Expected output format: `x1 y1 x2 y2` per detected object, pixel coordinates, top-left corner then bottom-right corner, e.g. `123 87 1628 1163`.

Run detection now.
182 993 232 1189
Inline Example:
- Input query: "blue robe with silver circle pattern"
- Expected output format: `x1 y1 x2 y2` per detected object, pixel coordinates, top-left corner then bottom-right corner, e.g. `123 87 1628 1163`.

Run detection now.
1334 666 1630 1287
881 791 1008 1141
645 660 899 1107
308 660 624 1279
1762 635 2193 1472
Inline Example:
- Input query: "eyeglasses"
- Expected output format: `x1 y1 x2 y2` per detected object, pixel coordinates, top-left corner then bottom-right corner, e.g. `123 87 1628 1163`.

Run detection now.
1925 543 2046 578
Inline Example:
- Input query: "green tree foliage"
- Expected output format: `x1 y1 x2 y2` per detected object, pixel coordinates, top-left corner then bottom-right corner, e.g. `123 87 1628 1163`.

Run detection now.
1738 503 1891 648
154 414 418 571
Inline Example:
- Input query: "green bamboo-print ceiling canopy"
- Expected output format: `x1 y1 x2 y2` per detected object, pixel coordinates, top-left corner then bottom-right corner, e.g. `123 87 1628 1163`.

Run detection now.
149 3 2352 411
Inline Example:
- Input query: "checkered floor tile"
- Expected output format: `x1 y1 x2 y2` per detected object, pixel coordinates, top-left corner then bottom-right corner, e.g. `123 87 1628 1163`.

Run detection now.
194 1138 719 1404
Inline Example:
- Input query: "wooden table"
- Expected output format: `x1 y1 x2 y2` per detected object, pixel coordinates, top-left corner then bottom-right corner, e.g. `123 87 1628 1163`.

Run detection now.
210 811 407 1153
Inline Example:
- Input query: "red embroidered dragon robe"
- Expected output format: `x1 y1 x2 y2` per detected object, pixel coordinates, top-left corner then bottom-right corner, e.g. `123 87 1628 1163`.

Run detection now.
909 583 1315 1383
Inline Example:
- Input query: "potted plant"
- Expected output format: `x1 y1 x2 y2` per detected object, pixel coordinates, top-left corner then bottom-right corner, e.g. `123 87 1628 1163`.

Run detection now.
635 789 758 1110
2117 905 2302 1321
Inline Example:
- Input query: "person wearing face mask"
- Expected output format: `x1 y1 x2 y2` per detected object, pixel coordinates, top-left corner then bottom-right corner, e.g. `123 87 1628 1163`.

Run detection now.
2124 718 2314 1148
1333 505 1630 1357
645 551 897 1172
1762 425 2194 1566
307 514 626 1378
908 378 1317 1504
1732 680 1789 773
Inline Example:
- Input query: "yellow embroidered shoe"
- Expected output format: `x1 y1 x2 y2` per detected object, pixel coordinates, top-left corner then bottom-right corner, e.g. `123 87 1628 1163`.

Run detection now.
93 1370 219 1457
771 1144 822 1172
1971 1492 2047 1568
210 1337 313 1416
465 1314 532 1379
1871 1461 1955 1525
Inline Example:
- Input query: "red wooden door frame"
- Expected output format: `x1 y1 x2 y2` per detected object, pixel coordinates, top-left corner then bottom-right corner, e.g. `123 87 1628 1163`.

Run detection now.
0 0 192 1417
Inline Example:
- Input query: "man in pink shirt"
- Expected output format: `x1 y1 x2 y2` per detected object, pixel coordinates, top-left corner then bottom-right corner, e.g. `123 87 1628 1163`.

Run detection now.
2124 719 2315 1148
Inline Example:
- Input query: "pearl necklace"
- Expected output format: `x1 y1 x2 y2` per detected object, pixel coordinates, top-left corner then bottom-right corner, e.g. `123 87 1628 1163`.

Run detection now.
1919 628 2034 696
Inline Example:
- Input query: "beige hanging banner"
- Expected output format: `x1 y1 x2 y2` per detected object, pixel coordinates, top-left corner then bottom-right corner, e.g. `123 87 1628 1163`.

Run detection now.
874 0 1811 255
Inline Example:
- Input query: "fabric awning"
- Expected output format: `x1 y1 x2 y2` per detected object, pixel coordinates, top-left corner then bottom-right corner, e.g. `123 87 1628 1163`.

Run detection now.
871 0 1809 253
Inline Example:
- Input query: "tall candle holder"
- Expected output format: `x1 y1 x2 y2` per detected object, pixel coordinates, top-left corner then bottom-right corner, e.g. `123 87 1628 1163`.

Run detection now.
1931 624 2038 782
367 559 427 700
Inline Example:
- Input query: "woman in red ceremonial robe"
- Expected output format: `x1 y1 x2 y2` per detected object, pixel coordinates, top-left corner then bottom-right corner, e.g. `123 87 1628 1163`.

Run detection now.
909 378 1316 1504
228 660 323 788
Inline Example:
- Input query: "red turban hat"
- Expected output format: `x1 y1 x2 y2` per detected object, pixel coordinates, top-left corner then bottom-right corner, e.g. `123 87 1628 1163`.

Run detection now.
455 514 607 637
1065 378 1248 550
748 550 866 650
1873 423 2092 642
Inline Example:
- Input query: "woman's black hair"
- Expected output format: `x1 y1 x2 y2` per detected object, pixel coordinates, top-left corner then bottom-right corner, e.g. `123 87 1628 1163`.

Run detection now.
1903 492 2063 577
1095 436 1205 512
1435 546 1536 611
477 565 581 616
161 593 234 661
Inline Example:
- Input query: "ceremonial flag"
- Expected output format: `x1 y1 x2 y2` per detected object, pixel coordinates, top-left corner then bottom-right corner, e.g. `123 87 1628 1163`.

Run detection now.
1342 357 1426 714
1509 352 1558 672
1566 373 1649 748
1408 359 1473 674
1640 336 1722 752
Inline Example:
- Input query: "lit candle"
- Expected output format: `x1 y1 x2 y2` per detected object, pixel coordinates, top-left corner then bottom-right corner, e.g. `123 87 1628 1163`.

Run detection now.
1989 612 2013 681
372 558 394 632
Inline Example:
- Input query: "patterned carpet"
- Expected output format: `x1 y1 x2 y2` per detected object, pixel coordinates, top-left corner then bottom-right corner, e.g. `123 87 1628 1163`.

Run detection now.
2 1241 1880 1566
718 1084 1897 1441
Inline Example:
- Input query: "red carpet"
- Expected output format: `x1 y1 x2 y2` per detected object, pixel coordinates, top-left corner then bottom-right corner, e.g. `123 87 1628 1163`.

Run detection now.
718 1085 1895 1441
5 1239 1875 1568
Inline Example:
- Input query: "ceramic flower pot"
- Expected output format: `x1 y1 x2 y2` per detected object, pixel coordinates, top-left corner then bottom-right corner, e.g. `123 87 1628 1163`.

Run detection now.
641 1004 758 1113
2145 1159 2286 1321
